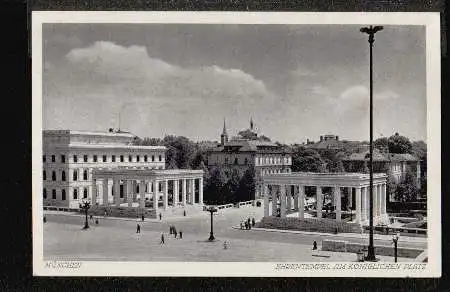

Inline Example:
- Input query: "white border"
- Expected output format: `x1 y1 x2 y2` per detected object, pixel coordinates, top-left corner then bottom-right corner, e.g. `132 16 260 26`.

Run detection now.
32 11 441 277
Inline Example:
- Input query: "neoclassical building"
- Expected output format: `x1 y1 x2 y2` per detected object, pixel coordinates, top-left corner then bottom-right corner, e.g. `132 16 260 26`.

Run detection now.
43 130 203 210
206 119 292 199
262 172 389 226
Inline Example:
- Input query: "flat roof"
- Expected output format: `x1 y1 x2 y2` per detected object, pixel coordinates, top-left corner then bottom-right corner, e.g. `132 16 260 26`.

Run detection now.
43 130 135 138
92 167 203 180
63 143 166 150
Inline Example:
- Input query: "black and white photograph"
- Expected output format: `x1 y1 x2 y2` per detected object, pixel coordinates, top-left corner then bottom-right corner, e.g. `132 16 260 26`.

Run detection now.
32 12 441 277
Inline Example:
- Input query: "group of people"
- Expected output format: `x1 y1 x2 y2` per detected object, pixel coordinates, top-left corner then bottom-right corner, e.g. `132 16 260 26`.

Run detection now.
169 225 183 239
240 217 256 230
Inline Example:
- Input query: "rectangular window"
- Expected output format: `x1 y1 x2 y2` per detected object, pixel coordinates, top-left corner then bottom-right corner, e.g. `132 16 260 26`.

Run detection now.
83 155 88 162
43 155 46 163
112 155 116 162
152 155 155 162
93 155 98 162
129 155 132 162
136 155 140 162
61 155 66 163
51 155 55 162
120 155 124 162
159 155 162 162
52 189 56 200
144 155 148 162
73 155 77 163
103 155 107 162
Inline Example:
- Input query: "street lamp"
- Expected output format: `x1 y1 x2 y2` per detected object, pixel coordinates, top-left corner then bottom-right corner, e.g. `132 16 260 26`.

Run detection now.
79 198 91 230
206 206 218 241
360 25 383 262
392 232 400 263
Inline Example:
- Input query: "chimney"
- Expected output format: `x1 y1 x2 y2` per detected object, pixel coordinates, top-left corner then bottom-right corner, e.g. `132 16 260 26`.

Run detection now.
336 136 339 141
320 136 323 142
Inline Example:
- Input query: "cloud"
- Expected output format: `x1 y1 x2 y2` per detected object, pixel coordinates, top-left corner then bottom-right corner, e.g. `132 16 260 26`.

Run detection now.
340 85 399 101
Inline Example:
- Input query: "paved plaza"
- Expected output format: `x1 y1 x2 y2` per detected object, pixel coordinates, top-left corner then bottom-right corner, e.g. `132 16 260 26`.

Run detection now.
43 206 421 262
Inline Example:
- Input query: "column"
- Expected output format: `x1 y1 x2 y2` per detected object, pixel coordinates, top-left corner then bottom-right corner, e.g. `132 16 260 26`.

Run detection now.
189 179 195 204
153 180 158 210
102 179 109 206
334 186 341 221
139 180 146 208
382 183 387 214
163 179 169 210
280 185 286 217
316 186 322 218
347 187 353 209
181 179 187 206
372 185 377 221
114 179 120 207
199 177 204 205
355 187 361 223
376 184 381 217
173 179 179 207
286 185 292 211
108 180 113 204
298 185 305 219
361 187 367 222
91 179 97 205
263 184 269 217
293 185 299 211
271 186 277 216
127 180 133 207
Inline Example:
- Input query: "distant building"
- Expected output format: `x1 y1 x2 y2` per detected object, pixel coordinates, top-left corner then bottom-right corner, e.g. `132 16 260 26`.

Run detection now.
342 148 421 201
43 129 166 208
206 118 292 199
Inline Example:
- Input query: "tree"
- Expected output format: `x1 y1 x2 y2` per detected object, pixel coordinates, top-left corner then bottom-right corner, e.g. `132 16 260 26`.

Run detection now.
162 135 196 169
394 170 419 202
191 151 206 170
374 137 389 152
204 168 228 204
291 147 326 172
387 133 413 154
237 168 256 201
224 168 241 203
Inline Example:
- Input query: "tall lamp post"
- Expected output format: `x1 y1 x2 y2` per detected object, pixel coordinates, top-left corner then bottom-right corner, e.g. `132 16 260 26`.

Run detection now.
79 199 91 230
360 25 383 261
207 206 218 241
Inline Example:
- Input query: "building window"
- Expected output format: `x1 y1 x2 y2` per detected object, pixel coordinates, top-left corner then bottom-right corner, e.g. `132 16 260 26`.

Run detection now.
129 155 132 162
83 170 88 180
93 155 98 162
73 170 78 181
43 155 46 163
73 189 78 200
60 155 65 163
83 155 88 162
61 171 66 181
43 170 46 180
52 189 56 199
43 188 47 199
52 171 56 181
62 189 66 201
152 155 155 162
51 155 55 162
144 155 148 162
120 155 124 162
112 155 116 162
73 155 77 163
83 188 88 199
234 157 238 164
159 155 162 162
103 155 107 162
137 155 140 162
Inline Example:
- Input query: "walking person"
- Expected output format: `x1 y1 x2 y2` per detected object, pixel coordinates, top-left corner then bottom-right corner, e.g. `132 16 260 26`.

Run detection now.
141 214 144 222
240 221 244 230
136 223 141 233
252 218 255 227
160 233 165 245
43 216 47 223
312 240 317 250
104 210 107 218
169 226 173 234
174 229 178 239
244 221 248 230
159 213 162 221
247 218 251 227
179 230 183 239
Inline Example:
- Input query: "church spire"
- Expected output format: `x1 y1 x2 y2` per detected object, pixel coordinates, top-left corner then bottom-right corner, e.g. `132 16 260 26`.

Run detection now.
250 117 254 130
222 118 227 135
221 118 228 145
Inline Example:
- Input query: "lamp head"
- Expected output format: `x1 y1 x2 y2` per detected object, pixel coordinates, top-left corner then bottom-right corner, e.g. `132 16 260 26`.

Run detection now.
373 26 384 33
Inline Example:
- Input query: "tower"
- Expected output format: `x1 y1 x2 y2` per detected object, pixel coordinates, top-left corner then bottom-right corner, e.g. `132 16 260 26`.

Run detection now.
221 118 228 145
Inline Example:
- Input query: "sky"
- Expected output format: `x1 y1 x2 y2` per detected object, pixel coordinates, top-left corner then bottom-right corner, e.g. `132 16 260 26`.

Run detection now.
42 24 426 144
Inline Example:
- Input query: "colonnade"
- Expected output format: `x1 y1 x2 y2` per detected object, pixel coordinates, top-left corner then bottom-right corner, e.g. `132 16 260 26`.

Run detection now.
263 183 387 225
89 177 203 210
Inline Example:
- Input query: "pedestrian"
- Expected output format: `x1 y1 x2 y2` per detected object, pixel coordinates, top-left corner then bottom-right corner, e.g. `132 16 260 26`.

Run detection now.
160 233 165 244
223 240 228 250
248 222 252 230
252 218 255 226
95 218 99 225
240 221 244 230
136 223 141 233
244 221 248 230
43 216 47 223
174 230 178 239
173 227 177 237
141 214 144 222
179 231 183 239
247 218 251 227
90 214 93 221
313 240 317 250
104 210 107 218
169 226 173 234
183 210 186 217
159 213 162 220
